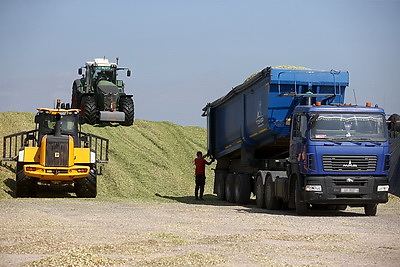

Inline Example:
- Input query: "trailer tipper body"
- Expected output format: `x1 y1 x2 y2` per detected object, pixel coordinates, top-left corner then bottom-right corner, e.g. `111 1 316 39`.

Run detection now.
203 67 389 215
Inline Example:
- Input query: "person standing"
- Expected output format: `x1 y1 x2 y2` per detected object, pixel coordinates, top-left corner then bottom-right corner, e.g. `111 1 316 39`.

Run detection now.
194 151 214 200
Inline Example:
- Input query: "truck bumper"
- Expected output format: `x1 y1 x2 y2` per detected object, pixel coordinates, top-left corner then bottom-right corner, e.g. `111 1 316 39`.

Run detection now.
303 175 389 205
24 164 90 182
99 111 125 122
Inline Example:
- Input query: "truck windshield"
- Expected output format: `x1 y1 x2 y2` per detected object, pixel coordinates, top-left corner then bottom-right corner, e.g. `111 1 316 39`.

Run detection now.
310 113 387 142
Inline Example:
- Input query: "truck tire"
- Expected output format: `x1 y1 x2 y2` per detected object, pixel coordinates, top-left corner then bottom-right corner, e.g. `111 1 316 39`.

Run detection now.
74 169 97 198
234 174 251 204
225 173 235 203
265 174 281 210
215 171 226 200
119 97 134 126
255 174 265 208
15 169 37 197
80 96 97 125
364 204 377 216
295 178 308 215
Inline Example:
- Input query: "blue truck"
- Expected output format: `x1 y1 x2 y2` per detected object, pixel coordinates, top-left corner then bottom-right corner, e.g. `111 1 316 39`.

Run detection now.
202 67 390 215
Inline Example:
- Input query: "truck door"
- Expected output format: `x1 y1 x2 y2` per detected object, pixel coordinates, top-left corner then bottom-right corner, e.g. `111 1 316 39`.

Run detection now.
290 114 307 171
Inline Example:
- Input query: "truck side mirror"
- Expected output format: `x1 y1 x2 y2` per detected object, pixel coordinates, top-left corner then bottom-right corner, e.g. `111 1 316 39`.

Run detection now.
78 68 82 75
127 70 131 77
34 115 40 124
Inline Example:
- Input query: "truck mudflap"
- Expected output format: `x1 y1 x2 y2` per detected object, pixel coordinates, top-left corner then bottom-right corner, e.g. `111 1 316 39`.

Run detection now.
303 176 389 205
99 111 125 122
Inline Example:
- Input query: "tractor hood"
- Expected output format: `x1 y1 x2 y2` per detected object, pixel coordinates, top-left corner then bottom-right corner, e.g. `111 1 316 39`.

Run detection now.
97 80 119 95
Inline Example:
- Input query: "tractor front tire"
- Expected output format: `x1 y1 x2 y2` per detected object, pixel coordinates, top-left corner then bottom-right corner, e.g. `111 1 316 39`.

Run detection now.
80 96 97 125
74 170 97 198
119 97 134 126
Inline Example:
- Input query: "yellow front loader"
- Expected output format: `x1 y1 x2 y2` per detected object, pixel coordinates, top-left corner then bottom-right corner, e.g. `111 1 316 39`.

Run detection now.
3 102 109 197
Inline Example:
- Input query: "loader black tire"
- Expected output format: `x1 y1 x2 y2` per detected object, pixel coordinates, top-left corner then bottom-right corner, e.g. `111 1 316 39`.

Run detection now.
225 173 235 203
80 96 97 125
119 97 134 126
234 174 251 204
74 170 97 198
15 169 37 197
265 174 281 210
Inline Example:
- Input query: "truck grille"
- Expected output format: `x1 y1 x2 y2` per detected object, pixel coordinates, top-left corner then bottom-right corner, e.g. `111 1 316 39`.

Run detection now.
322 155 377 172
46 137 69 167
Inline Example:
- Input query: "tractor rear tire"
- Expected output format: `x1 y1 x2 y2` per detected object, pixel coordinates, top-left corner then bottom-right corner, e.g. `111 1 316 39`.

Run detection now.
16 170 37 197
74 170 97 198
80 96 97 125
119 97 134 126
71 79 83 108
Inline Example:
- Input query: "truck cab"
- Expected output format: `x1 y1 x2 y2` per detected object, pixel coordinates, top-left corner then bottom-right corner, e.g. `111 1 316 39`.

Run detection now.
290 104 390 214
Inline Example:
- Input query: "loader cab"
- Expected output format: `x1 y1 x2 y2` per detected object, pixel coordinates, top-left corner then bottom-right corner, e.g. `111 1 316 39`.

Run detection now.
35 109 80 147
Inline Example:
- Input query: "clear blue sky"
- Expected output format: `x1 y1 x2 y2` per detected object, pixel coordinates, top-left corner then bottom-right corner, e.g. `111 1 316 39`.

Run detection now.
1 0 399 127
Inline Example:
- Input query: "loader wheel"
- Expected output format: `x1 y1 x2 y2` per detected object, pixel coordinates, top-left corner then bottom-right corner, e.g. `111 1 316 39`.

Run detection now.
119 97 134 126
80 96 97 125
225 173 235 203
265 174 281 210
15 170 37 197
234 174 251 204
74 170 97 198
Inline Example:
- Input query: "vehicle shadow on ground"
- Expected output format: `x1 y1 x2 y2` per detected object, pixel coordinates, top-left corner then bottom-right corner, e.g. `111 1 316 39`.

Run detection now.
3 178 76 198
154 192 365 217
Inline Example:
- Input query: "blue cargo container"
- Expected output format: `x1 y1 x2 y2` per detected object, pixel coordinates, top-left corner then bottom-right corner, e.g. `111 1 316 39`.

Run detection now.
203 67 389 215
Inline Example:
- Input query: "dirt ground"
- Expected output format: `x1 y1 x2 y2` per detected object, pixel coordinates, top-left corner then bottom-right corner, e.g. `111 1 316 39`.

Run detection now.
1 195 400 267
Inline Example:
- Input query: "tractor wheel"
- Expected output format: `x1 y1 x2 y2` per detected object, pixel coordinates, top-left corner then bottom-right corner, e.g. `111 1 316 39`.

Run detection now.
119 97 134 126
225 173 235 203
71 79 83 108
265 174 281 210
15 169 37 197
74 169 97 198
364 204 377 216
255 174 265 208
80 96 97 125
234 174 251 204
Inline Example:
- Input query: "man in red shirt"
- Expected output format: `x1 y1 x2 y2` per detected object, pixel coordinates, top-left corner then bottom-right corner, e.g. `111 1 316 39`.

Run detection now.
194 151 214 200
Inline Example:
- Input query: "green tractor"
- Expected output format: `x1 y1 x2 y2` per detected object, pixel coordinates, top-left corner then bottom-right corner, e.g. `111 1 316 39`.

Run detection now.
71 58 134 126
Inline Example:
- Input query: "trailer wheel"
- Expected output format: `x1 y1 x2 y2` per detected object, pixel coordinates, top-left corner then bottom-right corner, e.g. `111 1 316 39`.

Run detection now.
265 174 281 210
255 174 265 208
74 169 97 198
15 169 37 197
215 172 226 200
364 204 377 216
225 173 235 203
80 96 97 125
234 174 251 204
294 178 308 215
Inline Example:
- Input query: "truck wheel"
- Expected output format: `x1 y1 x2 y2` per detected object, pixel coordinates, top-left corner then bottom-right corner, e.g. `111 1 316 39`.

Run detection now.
294 178 308 215
255 174 265 208
215 172 226 200
119 97 134 126
80 96 97 125
16 170 37 197
364 204 377 216
265 174 281 210
74 170 97 198
225 173 235 203
234 174 251 204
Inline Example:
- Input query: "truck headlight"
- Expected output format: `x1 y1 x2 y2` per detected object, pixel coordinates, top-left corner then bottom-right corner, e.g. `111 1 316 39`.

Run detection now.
305 185 322 192
377 185 389 192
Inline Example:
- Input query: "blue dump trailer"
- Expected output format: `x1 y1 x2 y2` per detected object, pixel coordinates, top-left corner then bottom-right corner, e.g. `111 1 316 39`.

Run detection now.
202 67 390 215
